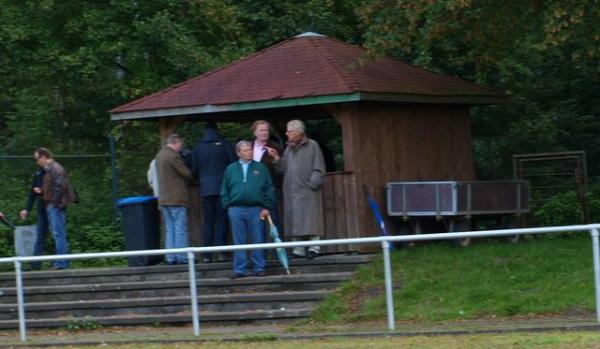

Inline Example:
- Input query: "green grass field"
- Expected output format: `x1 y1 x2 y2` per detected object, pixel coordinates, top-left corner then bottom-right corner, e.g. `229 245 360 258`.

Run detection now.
313 235 596 323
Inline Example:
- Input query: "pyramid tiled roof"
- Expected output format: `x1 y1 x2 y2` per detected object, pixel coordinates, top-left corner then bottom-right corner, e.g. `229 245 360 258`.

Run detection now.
110 33 506 120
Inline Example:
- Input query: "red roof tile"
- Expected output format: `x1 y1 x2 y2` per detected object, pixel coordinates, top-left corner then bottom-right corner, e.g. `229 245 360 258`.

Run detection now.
110 33 505 116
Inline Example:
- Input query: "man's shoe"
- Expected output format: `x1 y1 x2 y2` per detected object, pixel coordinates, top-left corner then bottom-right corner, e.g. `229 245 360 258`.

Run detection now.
289 253 303 259
230 272 246 279
254 271 266 277
307 251 319 260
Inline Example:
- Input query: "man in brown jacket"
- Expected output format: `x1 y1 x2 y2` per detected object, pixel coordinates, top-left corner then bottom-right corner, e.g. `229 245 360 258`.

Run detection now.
155 134 192 265
36 147 77 269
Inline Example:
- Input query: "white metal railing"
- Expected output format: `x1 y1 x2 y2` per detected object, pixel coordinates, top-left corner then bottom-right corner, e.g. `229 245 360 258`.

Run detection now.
2 223 600 342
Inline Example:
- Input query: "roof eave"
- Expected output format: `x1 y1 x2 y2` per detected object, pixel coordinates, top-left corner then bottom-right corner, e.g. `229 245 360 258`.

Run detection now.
110 91 509 121
359 92 510 105
110 93 362 121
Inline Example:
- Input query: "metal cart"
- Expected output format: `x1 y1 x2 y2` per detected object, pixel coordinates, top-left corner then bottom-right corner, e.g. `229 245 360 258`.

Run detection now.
386 180 530 246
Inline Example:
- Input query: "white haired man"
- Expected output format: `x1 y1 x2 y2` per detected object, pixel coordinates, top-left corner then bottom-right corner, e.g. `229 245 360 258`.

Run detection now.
268 119 326 259
221 140 275 278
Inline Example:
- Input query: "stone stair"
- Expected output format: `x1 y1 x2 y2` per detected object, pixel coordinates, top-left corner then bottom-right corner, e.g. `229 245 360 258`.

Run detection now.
0 253 374 329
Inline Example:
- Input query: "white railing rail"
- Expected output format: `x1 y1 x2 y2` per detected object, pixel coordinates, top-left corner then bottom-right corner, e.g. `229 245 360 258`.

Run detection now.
2 223 600 342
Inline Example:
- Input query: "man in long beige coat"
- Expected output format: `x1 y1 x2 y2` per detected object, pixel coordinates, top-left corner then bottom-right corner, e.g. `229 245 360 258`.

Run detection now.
269 120 326 259
155 133 192 265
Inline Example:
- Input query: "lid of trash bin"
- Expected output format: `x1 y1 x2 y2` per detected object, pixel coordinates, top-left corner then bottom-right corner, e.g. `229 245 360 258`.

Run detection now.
117 196 157 207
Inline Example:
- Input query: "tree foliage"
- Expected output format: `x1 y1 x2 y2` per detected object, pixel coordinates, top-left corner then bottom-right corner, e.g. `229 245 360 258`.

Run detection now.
357 0 599 177
0 1 597 256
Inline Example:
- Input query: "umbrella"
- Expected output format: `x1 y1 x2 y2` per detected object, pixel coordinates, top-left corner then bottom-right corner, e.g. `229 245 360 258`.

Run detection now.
0 215 16 230
267 215 290 274
363 185 393 249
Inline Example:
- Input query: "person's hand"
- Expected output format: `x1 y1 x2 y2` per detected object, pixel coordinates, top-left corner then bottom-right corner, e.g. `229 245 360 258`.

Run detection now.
260 209 270 220
0 212 4 219
19 210 29 220
33 187 42 194
265 147 280 161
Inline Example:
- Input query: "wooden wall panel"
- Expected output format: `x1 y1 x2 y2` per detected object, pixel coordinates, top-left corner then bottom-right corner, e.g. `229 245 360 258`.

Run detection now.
329 102 475 242
321 172 359 253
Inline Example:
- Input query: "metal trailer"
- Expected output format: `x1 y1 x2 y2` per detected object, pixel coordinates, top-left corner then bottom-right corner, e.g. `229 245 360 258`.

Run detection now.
386 180 530 246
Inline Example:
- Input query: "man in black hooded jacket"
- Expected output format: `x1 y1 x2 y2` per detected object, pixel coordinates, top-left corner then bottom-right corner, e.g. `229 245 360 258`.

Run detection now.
191 122 236 263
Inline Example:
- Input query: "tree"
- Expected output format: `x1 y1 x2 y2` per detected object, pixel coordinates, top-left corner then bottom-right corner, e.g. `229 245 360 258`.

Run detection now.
357 0 599 177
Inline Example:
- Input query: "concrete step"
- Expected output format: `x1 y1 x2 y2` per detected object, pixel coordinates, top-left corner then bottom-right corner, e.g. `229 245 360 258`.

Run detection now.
0 308 313 329
0 290 327 321
0 254 373 287
0 253 374 329
0 272 352 303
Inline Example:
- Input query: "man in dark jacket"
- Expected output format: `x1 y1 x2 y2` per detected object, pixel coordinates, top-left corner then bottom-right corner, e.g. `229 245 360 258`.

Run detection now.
250 120 283 231
19 166 48 270
221 140 275 279
191 122 236 263
36 147 77 270
155 133 193 265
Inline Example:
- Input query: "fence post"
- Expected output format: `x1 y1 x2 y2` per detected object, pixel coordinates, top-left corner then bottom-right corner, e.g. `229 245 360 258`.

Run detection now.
14 260 27 342
591 229 600 322
381 240 396 330
109 135 120 220
187 251 200 336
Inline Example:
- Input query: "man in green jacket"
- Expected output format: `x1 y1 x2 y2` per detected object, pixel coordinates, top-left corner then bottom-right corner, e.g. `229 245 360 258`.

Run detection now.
221 140 276 278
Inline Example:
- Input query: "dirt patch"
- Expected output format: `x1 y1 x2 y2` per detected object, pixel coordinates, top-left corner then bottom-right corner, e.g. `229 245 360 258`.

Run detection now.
347 285 385 313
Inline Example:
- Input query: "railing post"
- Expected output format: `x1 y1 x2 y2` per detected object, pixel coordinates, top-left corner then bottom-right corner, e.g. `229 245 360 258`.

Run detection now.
14 260 27 342
381 240 396 330
591 229 600 322
187 251 200 336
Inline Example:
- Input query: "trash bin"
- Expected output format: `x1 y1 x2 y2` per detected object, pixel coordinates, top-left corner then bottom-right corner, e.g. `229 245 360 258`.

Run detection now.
14 225 37 257
117 196 162 267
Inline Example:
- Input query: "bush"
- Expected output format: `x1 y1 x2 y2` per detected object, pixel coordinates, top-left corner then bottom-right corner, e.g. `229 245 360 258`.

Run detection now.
531 191 584 227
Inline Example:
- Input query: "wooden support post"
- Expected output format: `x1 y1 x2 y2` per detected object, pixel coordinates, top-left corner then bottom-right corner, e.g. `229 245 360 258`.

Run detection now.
159 117 186 142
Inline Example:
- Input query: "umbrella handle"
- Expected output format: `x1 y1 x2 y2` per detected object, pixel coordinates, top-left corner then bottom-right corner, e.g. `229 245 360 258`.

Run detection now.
0 216 16 230
266 214 275 227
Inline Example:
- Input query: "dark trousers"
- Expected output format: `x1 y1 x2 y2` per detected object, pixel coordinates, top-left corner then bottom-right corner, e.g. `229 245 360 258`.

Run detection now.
202 195 227 260
30 205 49 270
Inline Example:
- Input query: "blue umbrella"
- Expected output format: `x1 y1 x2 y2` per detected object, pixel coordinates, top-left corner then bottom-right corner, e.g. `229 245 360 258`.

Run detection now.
267 215 290 274
363 185 394 250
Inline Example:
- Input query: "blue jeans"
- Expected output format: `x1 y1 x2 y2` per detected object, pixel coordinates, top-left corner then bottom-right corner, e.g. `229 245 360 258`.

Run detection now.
161 206 189 264
46 205 70 269
228 206 265 275
202 195 227 260
30 205 49 270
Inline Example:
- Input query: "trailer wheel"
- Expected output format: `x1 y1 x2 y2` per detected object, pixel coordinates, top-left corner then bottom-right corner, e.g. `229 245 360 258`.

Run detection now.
395 220 415 248
504 216 521 244
451 220 472 247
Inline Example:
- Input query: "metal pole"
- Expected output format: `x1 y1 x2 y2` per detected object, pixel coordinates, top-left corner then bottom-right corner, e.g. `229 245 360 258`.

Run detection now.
187 251 200 336
382 240 395 330
14 261 27 342
109 135 120 220
591 229 600 322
